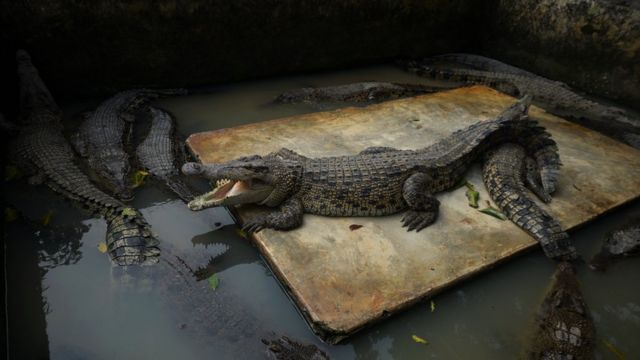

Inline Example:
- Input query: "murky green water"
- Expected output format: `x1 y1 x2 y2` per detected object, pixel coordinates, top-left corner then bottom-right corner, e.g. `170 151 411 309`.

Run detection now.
5 65 640 359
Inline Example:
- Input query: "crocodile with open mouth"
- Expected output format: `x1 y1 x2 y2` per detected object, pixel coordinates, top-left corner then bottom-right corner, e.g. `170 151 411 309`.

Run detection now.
182 96 576 260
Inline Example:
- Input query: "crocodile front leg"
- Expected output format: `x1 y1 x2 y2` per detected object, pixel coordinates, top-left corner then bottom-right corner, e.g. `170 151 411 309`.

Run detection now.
242 197 303 233
401 173 440 232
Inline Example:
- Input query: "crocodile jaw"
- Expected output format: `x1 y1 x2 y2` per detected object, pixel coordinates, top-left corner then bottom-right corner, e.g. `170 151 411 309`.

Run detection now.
187 179 273 210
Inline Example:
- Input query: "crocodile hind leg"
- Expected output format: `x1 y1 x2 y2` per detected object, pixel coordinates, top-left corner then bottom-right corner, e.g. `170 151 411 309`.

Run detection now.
525 157 552 203
242 197 303 233
401 173 440 232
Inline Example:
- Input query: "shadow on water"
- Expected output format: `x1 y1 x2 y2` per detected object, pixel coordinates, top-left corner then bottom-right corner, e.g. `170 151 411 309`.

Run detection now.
3 64 640 359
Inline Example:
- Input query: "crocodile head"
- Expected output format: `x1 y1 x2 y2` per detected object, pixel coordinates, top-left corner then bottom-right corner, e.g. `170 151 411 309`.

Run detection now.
182 154 300 211
94 150 133 201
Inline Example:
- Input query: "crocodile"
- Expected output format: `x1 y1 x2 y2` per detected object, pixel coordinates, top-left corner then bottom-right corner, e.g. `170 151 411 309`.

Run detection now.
135 107 196 202
402 59 640 149
9 50 159 266
273 82 442 104
262 336 330 360
482 143 577 260
182 96 572 256
527 261 595 359
589 218 640 271
73 88 187 200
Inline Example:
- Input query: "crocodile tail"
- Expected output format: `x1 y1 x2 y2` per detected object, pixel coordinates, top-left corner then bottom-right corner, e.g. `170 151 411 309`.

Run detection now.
482 143 578 261
163 175 197 202
105 207 160 266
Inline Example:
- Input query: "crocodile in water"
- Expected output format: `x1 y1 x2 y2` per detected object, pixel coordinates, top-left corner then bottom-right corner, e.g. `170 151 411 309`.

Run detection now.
589 218 640 271
273 82 442 104
402 57 640 148
182 96 573 259
482 143 577 260
9 50 159 266
527 261 595 359
73 87 186 200
135 107 196 202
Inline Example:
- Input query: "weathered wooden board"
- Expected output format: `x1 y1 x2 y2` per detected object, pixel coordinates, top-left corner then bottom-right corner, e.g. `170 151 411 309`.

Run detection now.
186 86 640 343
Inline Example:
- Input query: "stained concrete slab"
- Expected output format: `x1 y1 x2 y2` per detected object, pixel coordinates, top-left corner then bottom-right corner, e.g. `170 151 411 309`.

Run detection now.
186 86 640 343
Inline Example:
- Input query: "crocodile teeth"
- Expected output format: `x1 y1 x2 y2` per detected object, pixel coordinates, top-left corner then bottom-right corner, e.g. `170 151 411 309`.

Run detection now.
216 178 232 187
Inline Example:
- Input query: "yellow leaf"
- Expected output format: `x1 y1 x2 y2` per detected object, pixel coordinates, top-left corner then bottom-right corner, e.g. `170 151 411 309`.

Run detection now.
430 300 436 313
602 340 626 360
121 207 137 217
412 334 428 345
236 228 248 239
42 210 54 226
97 242 108 253
464 181 479 208
132 170 149 188
4 207 19 222
4 165 23 181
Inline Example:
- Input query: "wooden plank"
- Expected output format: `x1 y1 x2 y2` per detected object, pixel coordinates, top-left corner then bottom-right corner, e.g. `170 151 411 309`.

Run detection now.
186 86 640 343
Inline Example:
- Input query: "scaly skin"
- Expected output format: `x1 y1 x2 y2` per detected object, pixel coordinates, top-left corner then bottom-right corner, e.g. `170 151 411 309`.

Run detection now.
136 107 196 202
482 143 576 260
273 82 441 104
73 88 187 200
527 262 595 359
590 218 640 271
402 60 640 148
262 336 330 360
430 53 546 78
184 96 563 244
10 50 159 266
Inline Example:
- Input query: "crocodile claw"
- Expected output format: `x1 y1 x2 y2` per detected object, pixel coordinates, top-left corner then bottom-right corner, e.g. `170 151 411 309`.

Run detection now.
242 218 266 234
401 210 437 232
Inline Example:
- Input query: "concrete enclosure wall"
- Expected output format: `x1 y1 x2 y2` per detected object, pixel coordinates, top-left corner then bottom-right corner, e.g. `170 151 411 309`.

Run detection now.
1 0 638 107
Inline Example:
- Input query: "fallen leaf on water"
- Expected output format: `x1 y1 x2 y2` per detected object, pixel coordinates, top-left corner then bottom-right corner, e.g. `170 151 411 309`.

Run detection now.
349 224 363 231
132 170 149 188
42 210 54 226
4 165 23 181
430 300 436 313
602 340 626 360
208 273 220 290
236 229 248 239
464 181 479 208
412 334 428 345
121 207 137 217
4 207 19 222
97 242 108 253
479 201 507 221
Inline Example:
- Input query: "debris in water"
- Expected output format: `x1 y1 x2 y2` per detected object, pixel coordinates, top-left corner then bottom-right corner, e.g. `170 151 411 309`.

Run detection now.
208 273 220 290
42 210 54 226
602 339 626 360
4 164 22 181
412 334 429 345
349 224 363 231
236 228 248 239
132 170 149 188
97 242 108 253
4 207 19 222
464 181 480 208
430 300 436 313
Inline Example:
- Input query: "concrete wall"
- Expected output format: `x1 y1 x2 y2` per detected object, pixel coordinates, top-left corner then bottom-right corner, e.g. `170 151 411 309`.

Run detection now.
1 0 638 108
0 0 480 102
483 0 640 108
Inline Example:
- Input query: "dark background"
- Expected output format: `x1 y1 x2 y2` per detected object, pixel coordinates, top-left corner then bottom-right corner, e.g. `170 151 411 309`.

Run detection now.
1 0 638 116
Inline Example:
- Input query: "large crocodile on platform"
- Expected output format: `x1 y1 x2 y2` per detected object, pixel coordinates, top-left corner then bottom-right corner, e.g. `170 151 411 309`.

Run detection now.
9 50 159 266
136 107 197 202
183 96 576 260
402 55 640 148
73 87 186 200
527 261 595 359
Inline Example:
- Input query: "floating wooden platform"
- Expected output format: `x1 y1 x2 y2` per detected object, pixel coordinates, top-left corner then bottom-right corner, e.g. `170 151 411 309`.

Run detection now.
186 86 640 343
